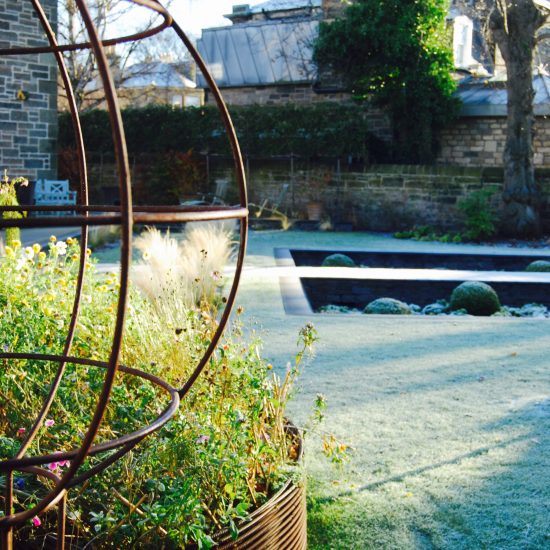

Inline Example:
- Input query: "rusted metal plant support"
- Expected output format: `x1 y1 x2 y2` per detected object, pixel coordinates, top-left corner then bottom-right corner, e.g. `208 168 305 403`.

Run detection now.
0 1 248 548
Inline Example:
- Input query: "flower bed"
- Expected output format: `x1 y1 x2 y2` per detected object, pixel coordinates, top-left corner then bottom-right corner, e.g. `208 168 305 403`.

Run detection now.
0 227 319 548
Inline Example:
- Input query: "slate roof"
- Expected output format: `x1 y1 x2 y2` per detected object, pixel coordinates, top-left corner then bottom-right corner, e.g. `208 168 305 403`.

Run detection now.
457 73 550 116
197 18 319 87
120 63 197 89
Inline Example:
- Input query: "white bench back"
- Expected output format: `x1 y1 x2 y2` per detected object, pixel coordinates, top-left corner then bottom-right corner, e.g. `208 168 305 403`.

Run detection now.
34 179 77 214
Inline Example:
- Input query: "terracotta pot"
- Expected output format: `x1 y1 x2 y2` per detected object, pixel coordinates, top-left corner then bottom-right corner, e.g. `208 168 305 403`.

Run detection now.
306 201 323 221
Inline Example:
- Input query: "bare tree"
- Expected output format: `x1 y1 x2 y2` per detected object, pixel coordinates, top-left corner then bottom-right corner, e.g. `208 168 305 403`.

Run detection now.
484 0 548 236
57 0 176 111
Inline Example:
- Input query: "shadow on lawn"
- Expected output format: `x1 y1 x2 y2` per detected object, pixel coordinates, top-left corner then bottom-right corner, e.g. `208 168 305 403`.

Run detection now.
308 398 550 549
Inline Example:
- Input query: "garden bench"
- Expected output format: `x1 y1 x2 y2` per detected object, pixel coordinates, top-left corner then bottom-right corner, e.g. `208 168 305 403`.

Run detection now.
33 179 77 215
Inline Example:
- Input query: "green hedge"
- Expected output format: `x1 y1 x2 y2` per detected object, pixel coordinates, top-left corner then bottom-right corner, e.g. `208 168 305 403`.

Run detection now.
58 103 384 159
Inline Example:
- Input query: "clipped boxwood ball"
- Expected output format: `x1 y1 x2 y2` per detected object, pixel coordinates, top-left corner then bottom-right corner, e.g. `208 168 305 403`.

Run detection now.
364 297 411 315
450 281 500 316
322 253 356 267
526 260 550 272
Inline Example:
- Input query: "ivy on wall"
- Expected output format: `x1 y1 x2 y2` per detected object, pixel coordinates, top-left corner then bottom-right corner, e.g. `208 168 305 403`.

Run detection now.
58 103 386 160
313 0 459 163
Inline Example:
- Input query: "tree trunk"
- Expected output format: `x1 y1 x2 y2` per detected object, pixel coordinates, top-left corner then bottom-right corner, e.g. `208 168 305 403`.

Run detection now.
489 1 546 237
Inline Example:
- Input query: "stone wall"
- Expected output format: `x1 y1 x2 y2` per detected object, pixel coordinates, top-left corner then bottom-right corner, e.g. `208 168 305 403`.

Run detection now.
438 115 550 168
233 163 491 232
78 154 506 231
0 0 58 181
80 153 550 233
210 162 550 233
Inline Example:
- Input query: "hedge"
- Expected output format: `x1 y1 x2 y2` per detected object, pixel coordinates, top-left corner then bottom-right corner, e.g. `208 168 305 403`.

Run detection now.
58 103 386 160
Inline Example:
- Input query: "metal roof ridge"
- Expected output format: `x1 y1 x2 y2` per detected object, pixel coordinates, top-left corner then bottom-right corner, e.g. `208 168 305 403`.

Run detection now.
202 14 321 34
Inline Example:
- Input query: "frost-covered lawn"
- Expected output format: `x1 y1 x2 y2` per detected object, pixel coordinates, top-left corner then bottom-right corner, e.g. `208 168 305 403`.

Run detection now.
237 230 550 550
93 228 550 548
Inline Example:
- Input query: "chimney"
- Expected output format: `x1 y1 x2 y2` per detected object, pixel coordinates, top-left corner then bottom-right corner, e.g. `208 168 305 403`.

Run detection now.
453 15 474 69
322 0 348 20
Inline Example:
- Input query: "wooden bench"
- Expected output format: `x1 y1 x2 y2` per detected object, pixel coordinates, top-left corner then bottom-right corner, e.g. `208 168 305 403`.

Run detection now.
33 179 77 215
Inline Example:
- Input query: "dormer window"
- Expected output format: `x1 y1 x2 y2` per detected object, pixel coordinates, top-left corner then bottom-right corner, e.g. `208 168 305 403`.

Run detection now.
453 15 475 70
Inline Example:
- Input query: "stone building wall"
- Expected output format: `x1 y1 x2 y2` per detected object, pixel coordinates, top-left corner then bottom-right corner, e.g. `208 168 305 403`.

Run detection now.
438 115 550 168
0 0 58 181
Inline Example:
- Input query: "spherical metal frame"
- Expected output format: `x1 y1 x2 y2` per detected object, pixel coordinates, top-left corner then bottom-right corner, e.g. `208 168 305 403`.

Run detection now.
0 1 248 548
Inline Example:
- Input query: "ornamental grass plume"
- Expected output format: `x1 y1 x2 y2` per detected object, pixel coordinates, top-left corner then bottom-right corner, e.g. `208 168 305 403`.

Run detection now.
132 221 235 311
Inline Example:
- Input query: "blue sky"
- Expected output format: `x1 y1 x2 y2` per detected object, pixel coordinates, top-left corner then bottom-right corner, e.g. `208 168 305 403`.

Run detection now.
169 0 265 36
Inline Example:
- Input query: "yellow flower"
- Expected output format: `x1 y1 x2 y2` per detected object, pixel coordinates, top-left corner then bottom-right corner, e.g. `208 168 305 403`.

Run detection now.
11 240 21 249
49 235 57 243
24 247 34 260
66 237 75 245
32 243 41 253
38 251 46 261
85 248 92 257
4 246 14 258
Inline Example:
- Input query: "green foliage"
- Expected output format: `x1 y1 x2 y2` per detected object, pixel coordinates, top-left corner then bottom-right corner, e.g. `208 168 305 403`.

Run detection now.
314 0 459 163
321 253 356 267
449 281 501 316
363 297 412 315
526 260 550 272
0 234 344 548
133 150 207 205
58 103 377 159
0 170 28 247
457 188 497 241
394 225 463 243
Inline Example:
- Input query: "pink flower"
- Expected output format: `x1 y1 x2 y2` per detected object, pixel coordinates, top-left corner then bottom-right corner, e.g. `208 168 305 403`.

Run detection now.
47 462 59 471
44 419 54 427
32 516 41 527
17 427 26 436
57 460 69 468
196 435 210 445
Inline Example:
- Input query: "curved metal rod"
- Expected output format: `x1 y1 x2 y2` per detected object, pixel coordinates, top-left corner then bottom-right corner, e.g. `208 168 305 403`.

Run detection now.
0 0 250 537
0 354 179 464
169 15 249 398
0 359 178 525
0 204 246 214
0 0 134 526
14 0 91 462
0 208 248 228
0 0 172 57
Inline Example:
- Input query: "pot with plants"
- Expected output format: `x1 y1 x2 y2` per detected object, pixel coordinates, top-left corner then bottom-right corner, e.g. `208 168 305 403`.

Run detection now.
2 229 337 550
304 170 332 222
